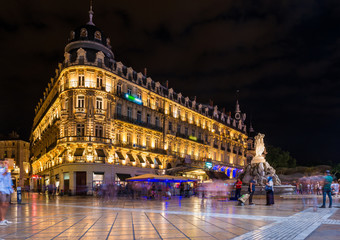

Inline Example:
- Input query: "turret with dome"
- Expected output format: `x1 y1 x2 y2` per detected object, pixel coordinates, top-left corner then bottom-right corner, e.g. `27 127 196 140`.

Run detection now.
65 4 114 68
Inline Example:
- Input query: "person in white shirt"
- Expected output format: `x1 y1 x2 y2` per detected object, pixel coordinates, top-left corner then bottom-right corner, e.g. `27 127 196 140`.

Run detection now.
0 160 13 226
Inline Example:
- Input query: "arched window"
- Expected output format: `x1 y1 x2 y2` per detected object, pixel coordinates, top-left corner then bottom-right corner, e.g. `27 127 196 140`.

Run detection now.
80 28 87 37
70 31 75 40
95 31 102 40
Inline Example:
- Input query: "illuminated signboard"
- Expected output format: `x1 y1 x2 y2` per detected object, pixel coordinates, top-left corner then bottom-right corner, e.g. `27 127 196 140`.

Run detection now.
125 93 142 105
188 136 197 141
205 162 213 169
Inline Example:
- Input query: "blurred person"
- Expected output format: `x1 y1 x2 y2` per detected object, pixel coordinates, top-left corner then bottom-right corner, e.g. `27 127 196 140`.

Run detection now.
315 182 320 195
319 170 333 208
265 176 274 206
234 178 242 200
248 178 256 205
0 160 13 225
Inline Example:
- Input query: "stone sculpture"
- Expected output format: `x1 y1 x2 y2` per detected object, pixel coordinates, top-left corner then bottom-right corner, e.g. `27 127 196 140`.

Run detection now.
240 133 281 186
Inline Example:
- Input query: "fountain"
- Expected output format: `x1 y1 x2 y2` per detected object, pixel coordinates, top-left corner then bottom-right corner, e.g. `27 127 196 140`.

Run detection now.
240 133 295 194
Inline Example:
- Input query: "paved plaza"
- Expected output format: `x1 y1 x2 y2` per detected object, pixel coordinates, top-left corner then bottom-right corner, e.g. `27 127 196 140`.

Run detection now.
0 194 339 240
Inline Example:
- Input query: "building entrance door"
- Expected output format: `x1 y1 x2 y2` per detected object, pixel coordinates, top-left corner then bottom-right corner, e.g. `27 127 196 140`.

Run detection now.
76 171 87 195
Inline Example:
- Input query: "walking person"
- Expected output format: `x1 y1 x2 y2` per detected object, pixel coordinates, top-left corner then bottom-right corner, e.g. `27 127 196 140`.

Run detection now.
319 170 333 208
0 160 13 226
265 176 274 205
248 178 256 205
234 178 242 200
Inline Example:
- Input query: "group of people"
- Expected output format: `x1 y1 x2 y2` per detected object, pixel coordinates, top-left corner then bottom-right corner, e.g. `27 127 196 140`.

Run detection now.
234 170 336 208
93 181 194 201
295 176 339 196
234 176 274 206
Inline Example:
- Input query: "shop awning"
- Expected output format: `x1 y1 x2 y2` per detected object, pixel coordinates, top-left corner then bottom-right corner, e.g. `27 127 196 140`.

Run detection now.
126 153 135 162
116 173 131 181
58 149 66 157
115 151 125 160
74 148 84 156
137 155 145 163
96 149 106 157
155 157 162 165
146 156 153 164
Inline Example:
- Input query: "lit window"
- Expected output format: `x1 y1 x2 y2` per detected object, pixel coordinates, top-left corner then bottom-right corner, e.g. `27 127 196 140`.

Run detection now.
146 137 150 147
96 97 103 109
97 75 103 88
80 28 87 37
76 124 85 136
117 83 121 94
95 125 103 137
116 104 122 116
137 92 141 99
127 88 132 95
78 73 85 87
137 111 142 122
94 31 101 40
155 138 159 148
127 133 132 144
127 107 132 119
77 96 85 108
177 124 181 133
70 31 75 40
137 134 141 145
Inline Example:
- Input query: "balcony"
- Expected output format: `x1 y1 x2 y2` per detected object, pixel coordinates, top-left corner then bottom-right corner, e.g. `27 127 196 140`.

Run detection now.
61 109 68 120
114 142 167 155
114 114 163 132
175 133 205 145
95 108 106 120
58 136 113 144
75 107 86 118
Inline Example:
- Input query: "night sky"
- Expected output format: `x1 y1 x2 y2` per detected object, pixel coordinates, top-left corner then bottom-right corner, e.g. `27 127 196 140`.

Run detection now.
1 0 339 166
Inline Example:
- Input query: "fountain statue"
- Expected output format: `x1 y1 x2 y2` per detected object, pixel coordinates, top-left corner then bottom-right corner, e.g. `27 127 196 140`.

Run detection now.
240 133 281 186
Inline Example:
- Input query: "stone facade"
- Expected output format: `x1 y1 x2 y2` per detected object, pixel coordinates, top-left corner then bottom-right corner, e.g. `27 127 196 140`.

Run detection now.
0 137 30 187
30 11 248 194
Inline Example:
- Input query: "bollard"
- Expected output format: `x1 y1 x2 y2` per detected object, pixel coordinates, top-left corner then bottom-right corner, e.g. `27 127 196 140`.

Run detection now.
17 187 22 204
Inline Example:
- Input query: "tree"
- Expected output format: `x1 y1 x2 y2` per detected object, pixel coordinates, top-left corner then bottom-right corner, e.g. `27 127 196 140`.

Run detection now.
266 146 296 168
332 163 340 179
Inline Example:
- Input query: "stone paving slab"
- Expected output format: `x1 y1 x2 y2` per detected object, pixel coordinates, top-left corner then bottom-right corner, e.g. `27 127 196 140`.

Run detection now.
0 194 339 240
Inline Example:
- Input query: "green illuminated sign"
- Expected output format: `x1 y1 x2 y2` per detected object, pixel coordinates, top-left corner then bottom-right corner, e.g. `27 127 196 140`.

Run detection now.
189 135 197 141
125 93 142 105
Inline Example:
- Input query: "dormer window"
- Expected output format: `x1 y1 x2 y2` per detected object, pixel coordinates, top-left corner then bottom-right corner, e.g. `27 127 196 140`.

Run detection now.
95 31 101 40
80 28 87 37
70 31 75 40
106 38 111 47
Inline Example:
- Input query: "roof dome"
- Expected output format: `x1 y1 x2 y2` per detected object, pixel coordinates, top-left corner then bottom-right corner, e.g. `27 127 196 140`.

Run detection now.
68 24 111 49
64 5 114 61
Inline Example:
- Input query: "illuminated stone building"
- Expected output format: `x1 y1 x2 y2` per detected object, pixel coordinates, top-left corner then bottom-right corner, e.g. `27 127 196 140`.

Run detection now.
30 7 248 194
0 132 30 188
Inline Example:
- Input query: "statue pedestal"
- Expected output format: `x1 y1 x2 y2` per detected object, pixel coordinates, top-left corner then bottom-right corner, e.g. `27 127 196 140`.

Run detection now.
251 156 266 164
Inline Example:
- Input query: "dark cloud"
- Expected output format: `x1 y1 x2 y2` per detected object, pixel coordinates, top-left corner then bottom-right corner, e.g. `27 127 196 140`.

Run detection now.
0 0 340 165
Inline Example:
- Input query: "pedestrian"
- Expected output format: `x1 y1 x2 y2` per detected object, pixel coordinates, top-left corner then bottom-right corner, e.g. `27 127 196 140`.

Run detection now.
248 178 256 205
319 170 333 208
0 160 13 226
234 178 242 200
265 176 274 206
315 182 320 195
